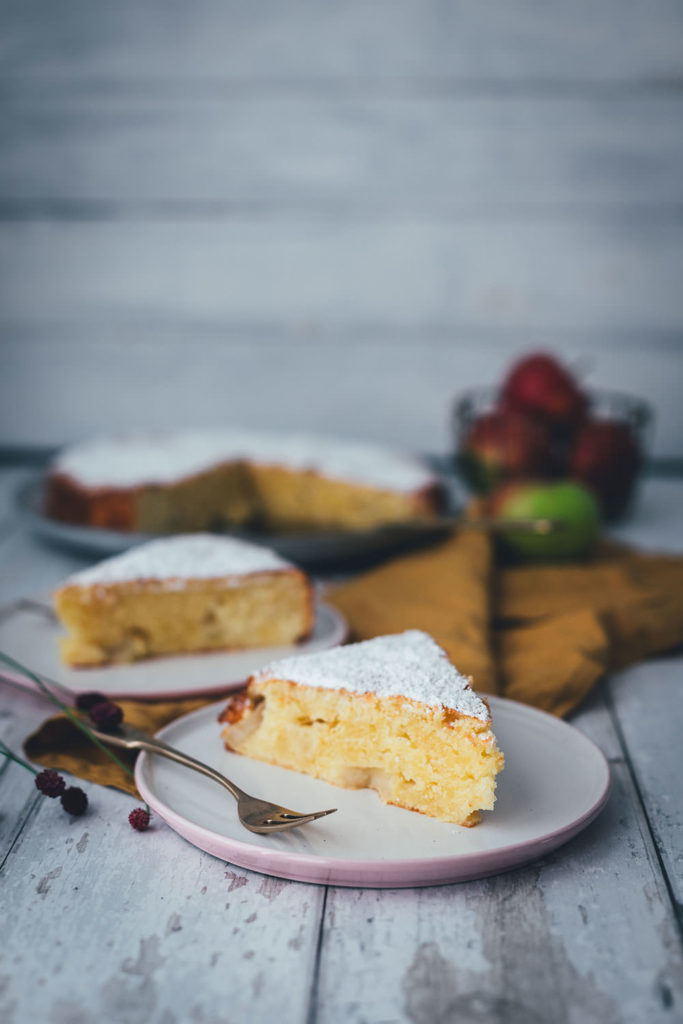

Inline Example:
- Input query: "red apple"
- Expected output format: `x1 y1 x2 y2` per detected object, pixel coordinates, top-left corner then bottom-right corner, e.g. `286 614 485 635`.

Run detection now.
569 418 641 521
459 410 554 493
500 352 588 431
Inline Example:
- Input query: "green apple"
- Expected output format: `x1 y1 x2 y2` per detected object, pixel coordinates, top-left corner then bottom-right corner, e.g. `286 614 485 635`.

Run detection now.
491 480 601 561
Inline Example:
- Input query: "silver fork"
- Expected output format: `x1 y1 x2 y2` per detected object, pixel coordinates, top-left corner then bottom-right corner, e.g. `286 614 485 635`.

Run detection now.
87 719 337 835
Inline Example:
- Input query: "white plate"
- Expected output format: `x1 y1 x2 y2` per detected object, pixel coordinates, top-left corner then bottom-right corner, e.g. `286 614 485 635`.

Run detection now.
136 696 611 887
0 599 347 700
18 474 457 568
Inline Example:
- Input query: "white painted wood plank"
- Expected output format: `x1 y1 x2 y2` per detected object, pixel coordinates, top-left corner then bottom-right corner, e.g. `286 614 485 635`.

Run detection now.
0 467 27 536
1 335 682 457
0 480 78 856
0 761 39 863
0 669 45 864
2 219 680 333
0 525 87 602
314 762 683 1024
605 483 683 910
2 1 682 85
566 683 623 761
610 478 683 552
0 780 324 1024
607 657 683 913
0 468 25 509
0 689 48 864
2 95 682 208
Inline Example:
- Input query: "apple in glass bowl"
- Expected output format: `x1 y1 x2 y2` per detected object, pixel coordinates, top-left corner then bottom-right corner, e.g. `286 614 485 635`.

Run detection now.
488 480 601 561
454 352 653 522
500 352 588 432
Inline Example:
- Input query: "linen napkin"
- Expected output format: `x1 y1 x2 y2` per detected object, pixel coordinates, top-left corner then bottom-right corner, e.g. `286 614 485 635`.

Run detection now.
331 532 683 716
22 529 683 796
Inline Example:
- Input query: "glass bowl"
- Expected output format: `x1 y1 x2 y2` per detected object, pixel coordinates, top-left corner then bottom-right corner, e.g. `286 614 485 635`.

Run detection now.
453 387 654 522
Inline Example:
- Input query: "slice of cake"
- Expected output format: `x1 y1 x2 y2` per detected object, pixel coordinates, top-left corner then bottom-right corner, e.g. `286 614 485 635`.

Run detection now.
219 630 504 826
54 534 314 667
45 430 444 533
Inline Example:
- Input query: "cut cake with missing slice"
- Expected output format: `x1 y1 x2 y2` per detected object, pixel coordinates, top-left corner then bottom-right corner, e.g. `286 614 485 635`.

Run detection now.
219 630 504 826
54 534 314 667
46 430 445 533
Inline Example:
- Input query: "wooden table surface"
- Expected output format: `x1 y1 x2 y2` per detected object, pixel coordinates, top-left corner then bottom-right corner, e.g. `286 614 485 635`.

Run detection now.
1 466 682 1024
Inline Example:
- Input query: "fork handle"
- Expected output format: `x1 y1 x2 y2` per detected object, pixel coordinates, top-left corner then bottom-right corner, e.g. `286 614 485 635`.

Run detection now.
113 731 248 803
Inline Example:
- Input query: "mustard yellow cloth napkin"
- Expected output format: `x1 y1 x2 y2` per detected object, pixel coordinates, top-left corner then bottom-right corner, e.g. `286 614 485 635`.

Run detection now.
496 542 683 713
332 533 683 716
326 528 497 694
23 530 683 795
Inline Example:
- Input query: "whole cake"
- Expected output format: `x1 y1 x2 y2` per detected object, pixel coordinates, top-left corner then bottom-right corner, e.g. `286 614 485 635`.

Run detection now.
45 430 444 533
54 534 314 667
219 630 504 826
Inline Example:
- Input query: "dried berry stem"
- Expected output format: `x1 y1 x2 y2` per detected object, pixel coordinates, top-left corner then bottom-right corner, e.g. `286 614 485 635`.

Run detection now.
0 650 136 784
0 738 38 775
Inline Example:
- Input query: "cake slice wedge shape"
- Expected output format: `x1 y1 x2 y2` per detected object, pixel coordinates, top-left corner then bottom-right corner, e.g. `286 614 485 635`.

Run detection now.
54 533 314 666
219 630 504 826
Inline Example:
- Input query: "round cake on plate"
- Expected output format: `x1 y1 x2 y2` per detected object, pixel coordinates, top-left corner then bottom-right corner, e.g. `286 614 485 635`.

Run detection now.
45 430 445 534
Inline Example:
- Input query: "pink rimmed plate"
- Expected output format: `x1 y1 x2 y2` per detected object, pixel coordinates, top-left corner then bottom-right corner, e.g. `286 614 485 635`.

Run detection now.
0 599 347 700
136 696 610 887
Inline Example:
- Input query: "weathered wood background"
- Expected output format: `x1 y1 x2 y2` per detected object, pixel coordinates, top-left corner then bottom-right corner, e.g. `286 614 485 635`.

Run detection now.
1 1 682 454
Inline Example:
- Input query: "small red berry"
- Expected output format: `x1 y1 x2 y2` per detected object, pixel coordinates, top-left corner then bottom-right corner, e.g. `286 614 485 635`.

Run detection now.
129 808 151 832
75 691 108 711
61 787 88 816
35 768 66 798
89 700 124 732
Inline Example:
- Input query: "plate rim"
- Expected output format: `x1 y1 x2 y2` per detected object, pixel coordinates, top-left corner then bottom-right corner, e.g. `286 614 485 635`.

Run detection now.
0 597 348 701
135 695 612 888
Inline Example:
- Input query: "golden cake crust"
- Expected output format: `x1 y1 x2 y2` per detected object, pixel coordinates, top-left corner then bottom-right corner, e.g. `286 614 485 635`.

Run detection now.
46 473 139 531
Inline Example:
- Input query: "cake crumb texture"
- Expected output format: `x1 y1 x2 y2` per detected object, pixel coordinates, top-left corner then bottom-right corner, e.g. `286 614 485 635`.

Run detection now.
54 535 313 666
220 631 504 826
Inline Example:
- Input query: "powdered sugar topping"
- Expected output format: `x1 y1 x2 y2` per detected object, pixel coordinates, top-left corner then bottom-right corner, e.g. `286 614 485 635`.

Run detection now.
253 630 490 720
61 534 293 587
52 430 435 493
